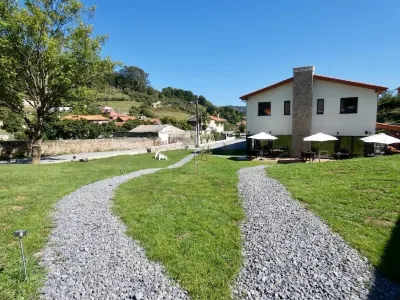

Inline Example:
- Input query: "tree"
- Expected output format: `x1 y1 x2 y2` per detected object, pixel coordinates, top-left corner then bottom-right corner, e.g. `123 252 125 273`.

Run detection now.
2 111 23 134
238 122 246 133
140 108 155 118
0 0 115 163
128 106 140 116
377 90 400 123
117 66 150 92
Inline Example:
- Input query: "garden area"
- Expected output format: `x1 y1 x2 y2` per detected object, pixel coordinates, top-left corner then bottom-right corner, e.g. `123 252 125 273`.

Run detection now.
0 150 189 299
268 155 400 285
1 151 399 299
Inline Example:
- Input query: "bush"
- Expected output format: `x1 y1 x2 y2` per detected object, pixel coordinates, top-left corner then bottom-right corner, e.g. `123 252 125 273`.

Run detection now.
212 131 221 141
128 106 140 116
140 108 155 118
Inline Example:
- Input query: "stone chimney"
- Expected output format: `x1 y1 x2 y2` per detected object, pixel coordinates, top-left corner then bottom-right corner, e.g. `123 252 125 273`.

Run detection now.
291 66 314 157
217 113 220 119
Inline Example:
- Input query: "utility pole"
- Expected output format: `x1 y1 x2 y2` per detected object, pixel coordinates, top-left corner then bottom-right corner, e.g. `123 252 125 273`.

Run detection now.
195 98 199 148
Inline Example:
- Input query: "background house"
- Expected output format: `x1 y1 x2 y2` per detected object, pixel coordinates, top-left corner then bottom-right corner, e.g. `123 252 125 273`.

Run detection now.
114 124 189 144
187 114 226 133
241 66 387 157
208 115 226 133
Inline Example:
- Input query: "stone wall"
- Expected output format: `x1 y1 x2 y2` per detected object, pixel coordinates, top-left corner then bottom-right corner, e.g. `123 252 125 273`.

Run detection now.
291 66 314 157
0 138 157 159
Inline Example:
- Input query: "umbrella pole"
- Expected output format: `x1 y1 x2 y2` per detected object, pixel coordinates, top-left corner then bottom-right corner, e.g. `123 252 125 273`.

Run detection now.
319 141 321 162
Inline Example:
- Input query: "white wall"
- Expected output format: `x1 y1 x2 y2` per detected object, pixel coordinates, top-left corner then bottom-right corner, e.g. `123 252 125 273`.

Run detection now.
312 80 378 136
158 133 169 143
246 83 293 135
208 120 225 133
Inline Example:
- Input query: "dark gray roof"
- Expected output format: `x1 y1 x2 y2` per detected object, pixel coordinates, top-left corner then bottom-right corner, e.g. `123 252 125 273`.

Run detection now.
129 124 184 133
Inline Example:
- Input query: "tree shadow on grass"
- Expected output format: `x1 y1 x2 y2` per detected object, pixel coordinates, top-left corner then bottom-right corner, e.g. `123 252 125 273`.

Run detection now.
367 215 400 299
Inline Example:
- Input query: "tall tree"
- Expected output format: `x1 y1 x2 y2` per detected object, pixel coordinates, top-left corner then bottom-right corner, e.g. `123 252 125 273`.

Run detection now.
117 66 150 92
0 0 115 163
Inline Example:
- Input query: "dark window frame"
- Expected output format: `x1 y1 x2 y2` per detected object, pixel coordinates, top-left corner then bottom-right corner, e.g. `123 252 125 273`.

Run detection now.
284 100 290 115
258 102 271 116
317 99 324 114
340 97 358 114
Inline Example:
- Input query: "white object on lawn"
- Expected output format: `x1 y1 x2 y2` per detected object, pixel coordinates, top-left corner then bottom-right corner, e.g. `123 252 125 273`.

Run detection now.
154 151 160 159
158 153 168 160
360 133 400 145
303 133 338 162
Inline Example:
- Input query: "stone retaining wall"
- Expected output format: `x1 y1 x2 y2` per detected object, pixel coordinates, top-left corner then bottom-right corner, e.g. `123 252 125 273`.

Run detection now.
0 138 158 159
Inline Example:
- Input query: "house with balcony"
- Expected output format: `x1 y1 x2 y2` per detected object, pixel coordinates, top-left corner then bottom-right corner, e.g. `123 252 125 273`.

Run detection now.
240 66 388 157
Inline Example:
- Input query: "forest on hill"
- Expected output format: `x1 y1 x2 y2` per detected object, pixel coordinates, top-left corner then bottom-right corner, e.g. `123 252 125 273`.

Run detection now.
96 65 245 126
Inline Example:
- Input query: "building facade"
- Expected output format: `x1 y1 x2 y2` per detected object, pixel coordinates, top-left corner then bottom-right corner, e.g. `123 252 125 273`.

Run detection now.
241 66 387 157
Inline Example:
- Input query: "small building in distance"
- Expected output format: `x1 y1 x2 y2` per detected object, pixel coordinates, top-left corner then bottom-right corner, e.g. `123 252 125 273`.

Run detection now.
61 115 110 124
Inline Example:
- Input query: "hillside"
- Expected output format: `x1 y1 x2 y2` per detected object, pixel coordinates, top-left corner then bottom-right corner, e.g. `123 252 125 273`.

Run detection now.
87 66 245 125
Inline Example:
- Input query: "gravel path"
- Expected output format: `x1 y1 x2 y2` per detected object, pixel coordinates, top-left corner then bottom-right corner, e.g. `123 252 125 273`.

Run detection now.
41 154 193 300
232 166 400 300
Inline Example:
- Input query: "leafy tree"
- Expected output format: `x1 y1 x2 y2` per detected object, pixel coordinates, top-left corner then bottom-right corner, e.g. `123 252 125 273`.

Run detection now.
2 111 23 133
216 106 244 125
140 108 155 118
128 106 140 116
377 90 400 123
0 0 115 163
160 116 191 130
117 66 150 92
238 122 246 133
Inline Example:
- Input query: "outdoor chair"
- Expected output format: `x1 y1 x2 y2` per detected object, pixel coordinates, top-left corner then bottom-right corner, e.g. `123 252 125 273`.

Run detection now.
301 151 314 161
333 148 351 160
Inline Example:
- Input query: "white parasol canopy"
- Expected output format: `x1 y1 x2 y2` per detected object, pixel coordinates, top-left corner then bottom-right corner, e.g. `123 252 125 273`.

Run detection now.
248 132 278 140
360 133 400 145
303 133 338 142
303 133 338 162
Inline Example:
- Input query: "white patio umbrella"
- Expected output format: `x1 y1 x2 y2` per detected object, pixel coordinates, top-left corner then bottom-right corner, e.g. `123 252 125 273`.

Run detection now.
360 133 400 145
303 133 338 162
248 132 278 156
248 132 278 140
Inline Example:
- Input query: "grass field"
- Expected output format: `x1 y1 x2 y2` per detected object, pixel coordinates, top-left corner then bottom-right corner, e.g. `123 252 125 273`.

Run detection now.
268 155 400 285
97 100 191 120
114 155 272 300
151 107 190 120
0 150 189 299
97 100 141 113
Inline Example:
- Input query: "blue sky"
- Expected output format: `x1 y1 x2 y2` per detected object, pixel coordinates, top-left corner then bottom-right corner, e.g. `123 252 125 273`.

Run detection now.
85 0 399 106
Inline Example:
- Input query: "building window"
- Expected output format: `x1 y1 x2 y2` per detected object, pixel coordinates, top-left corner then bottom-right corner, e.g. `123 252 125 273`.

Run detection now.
284 101 290 115
258 102 271 116
317 99 324 114
340 97 358 114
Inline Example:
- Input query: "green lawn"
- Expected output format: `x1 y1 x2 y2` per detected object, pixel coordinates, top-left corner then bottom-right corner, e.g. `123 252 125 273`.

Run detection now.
0 150 189 299
97 100 141 113
151 108 190 120
114 155 272 300
96 100 190 120
268 155 400 285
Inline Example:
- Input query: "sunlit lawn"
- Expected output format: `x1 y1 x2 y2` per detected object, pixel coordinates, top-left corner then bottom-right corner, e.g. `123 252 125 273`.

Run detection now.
114 155 272 299
268 155 400 285
0 150 189 299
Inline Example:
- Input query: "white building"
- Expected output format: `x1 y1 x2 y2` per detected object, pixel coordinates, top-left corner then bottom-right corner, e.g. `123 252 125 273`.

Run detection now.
240 66 387 157
208 115 226 133
187 114 226 133
128 124 187 144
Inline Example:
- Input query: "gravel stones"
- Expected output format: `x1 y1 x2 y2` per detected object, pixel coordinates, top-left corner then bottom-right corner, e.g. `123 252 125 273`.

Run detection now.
232 166 400 300
41 155 193 300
